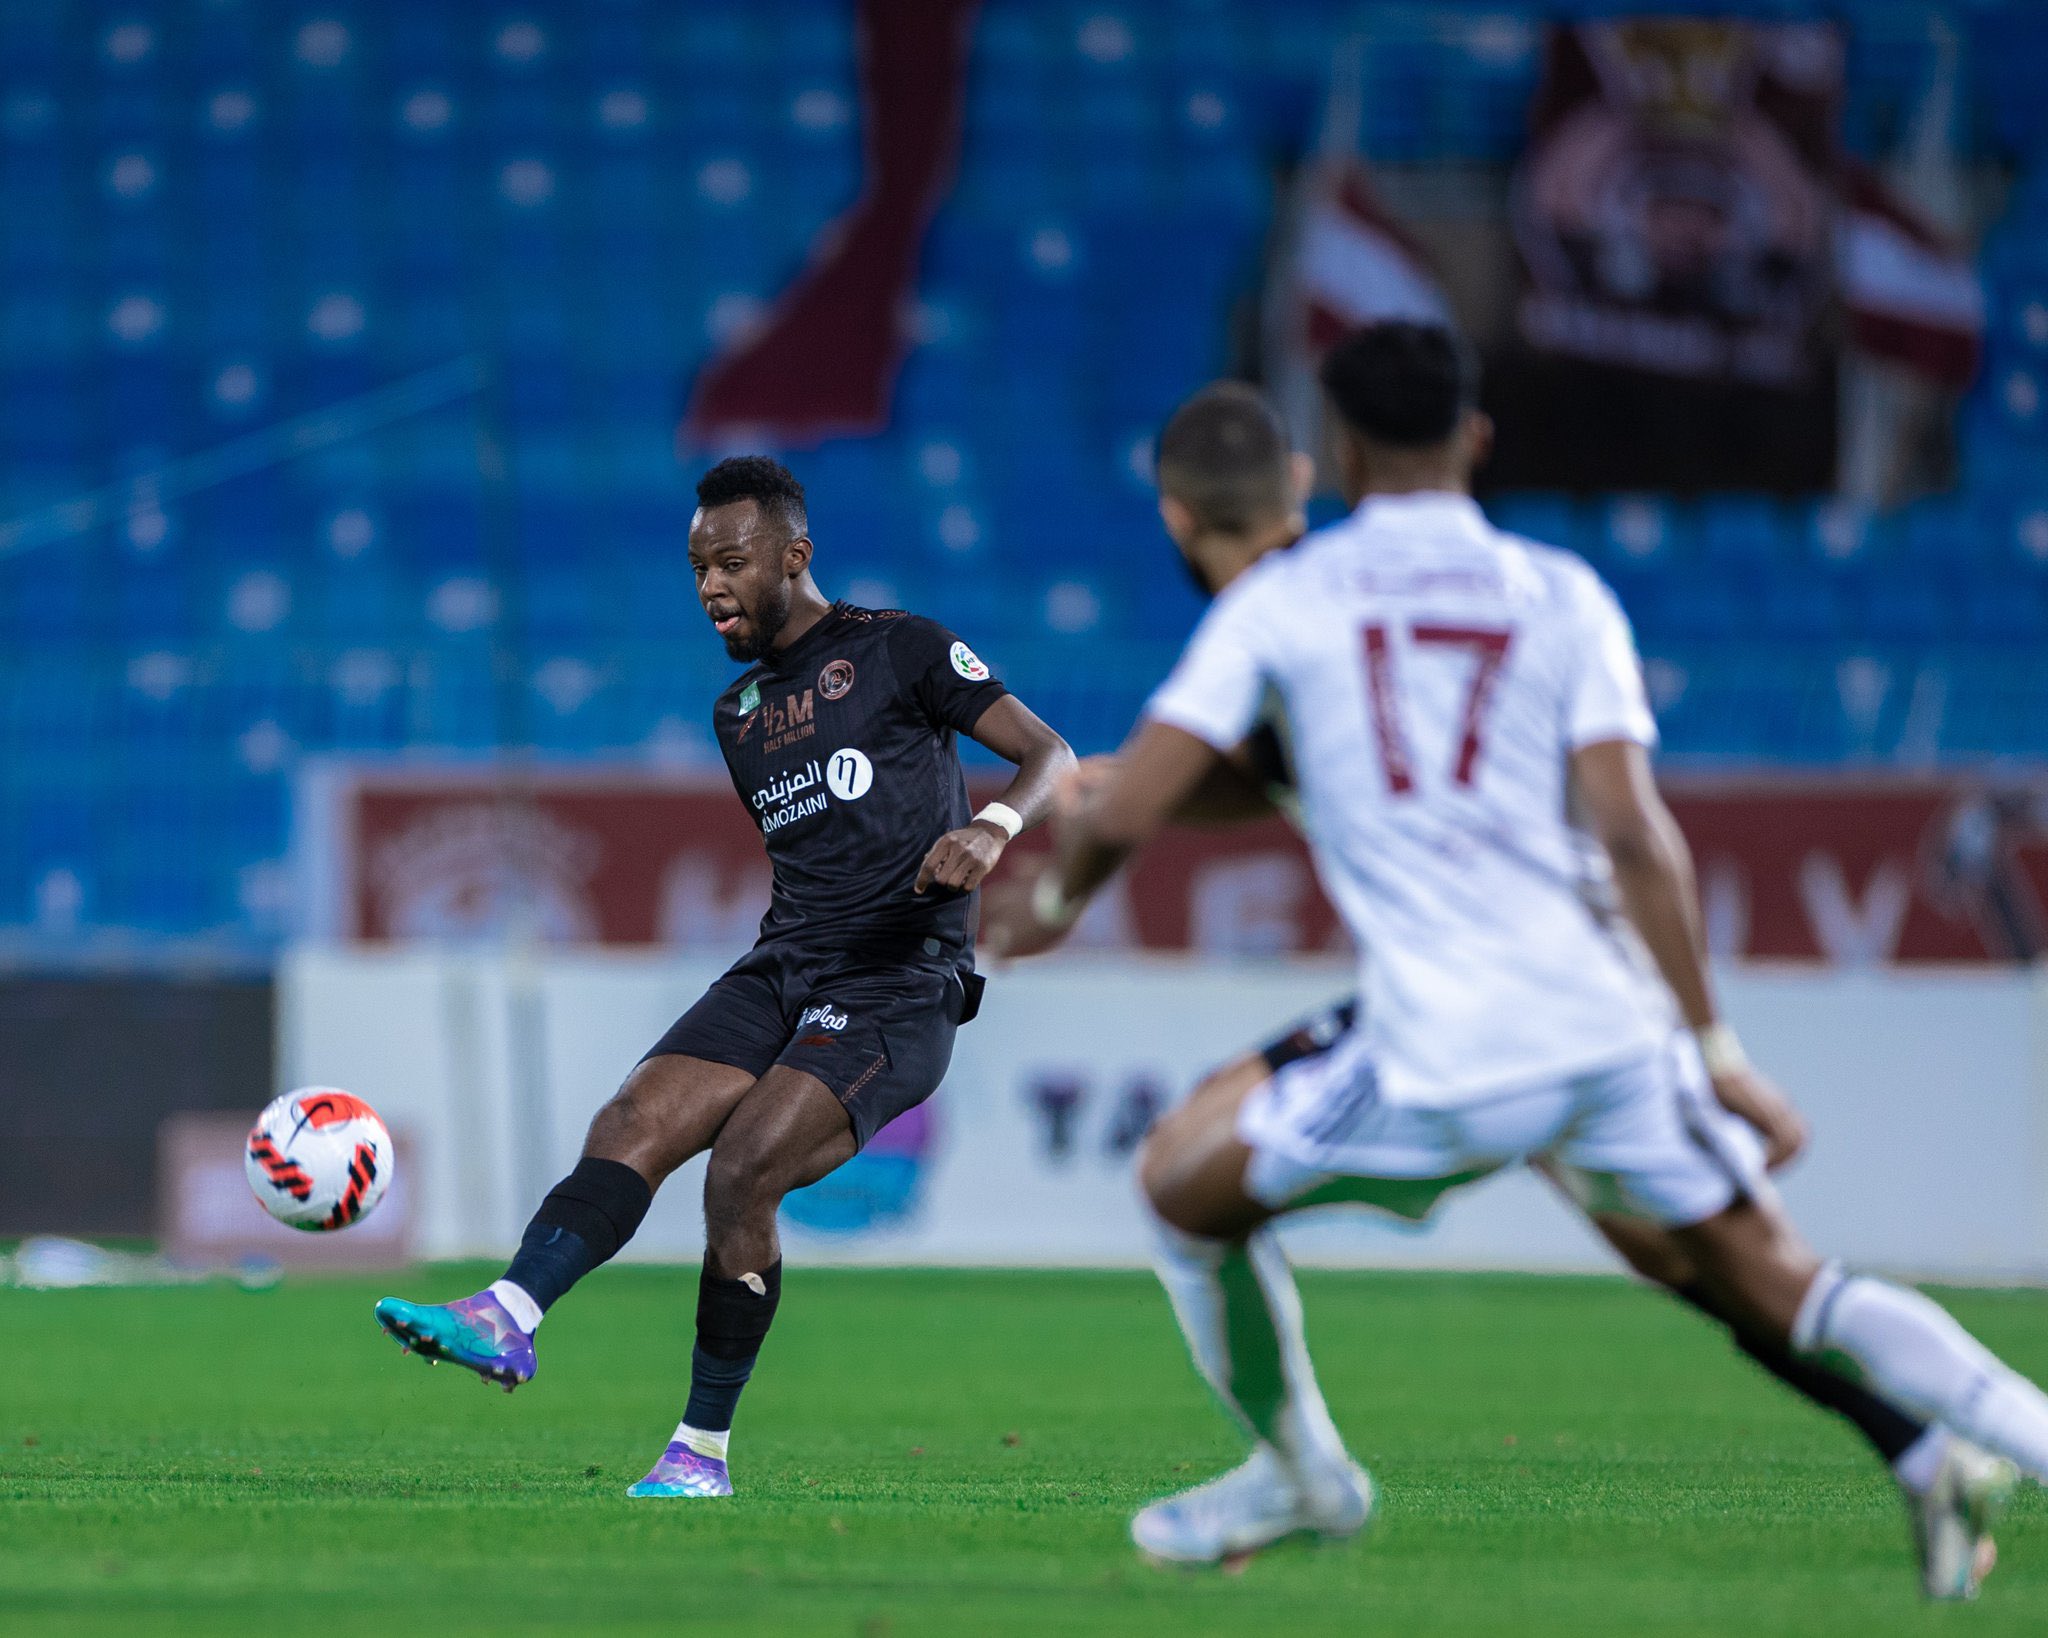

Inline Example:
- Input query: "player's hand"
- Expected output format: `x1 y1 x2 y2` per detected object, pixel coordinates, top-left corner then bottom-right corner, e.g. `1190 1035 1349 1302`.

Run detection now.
978 875 1074 960
914 821 1008 896
1709 1064 1808 1171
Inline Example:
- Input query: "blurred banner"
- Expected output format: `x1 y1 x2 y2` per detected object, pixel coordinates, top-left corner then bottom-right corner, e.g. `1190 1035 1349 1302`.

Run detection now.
281 947 2048 1278
299 764 2048 964
1489 18 1842 490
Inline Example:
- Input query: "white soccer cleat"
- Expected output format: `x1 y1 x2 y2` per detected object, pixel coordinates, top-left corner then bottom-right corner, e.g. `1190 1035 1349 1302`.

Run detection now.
1131 1445 1374 1567
1909 1438 2017 1601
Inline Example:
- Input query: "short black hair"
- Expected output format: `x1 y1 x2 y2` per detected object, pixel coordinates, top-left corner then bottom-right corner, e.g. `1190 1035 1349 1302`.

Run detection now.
1318 321 1477 448
1154 382 1293 534
695 454 807 537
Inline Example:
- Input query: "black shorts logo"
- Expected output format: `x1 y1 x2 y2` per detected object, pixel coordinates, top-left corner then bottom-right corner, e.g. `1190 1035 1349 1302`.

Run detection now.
818 659 856 700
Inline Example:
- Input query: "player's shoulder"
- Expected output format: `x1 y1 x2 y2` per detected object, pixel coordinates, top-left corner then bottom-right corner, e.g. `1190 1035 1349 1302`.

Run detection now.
1485 525 1620 618
821 604 929 665
832 602 913 636
847 605 997 682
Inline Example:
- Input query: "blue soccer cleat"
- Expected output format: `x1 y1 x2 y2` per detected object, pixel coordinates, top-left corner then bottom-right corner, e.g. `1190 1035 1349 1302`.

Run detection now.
626 1439 734 1498
374 1290 537 1393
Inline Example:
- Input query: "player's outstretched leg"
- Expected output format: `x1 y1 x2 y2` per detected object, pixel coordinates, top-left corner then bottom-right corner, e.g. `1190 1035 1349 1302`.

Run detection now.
1680 1200 2040 1598
1580 1201 1943 1479
376 1055 752 1393
1132 1087 1372 1565
1607 1218 2003 1599
629 1065 855 1499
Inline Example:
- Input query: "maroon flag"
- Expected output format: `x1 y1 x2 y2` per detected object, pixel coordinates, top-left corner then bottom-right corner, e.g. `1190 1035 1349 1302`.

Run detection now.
683 0 977 447
1839 156 1984 391
1294 163 1449 352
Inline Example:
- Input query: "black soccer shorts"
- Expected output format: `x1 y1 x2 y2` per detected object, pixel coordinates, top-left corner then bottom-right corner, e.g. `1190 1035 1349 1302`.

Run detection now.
645 940 983 1149
1256 996 1360 1074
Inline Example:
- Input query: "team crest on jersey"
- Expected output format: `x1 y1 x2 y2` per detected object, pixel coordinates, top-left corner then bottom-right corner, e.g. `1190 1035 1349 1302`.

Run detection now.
818 659 856 700
949 641 990 682
738 681 761 714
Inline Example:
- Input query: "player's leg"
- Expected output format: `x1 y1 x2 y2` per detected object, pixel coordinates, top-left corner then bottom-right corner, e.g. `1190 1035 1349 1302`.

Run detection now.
1145 1003 1359 1469
374 959 786 1387
1132 1063 1381 1563
628 1066 857 1498
631 962 962 1497
1541 1166 1934 1476
373 1053 758 1386
1673 1196 2033 1599
1560 1049 2029 1597
1676 1198 2048 1482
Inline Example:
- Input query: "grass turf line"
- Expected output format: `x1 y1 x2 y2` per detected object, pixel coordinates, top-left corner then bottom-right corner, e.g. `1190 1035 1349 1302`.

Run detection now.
1 1265 2044 1636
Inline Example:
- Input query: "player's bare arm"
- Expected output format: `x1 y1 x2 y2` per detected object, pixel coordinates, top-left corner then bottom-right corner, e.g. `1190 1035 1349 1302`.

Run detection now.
915 696 1074 895
1571 737 1808 1169
984 719 1222 958
1059 742 1274 826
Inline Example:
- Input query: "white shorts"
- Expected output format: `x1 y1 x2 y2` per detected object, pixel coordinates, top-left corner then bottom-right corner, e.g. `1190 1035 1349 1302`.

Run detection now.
1236 1029 1768 1229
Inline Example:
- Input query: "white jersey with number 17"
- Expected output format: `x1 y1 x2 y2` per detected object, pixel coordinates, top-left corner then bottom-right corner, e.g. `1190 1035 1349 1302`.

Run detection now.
1146 491 1673 1108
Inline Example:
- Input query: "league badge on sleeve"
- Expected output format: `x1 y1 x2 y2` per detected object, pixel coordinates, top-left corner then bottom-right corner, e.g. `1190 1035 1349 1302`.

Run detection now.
949 641 991 682
739 681 761 714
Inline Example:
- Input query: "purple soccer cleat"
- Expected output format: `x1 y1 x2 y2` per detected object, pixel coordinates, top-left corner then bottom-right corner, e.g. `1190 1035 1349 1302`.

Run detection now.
373 1290 536 1392
627 1439 734 1498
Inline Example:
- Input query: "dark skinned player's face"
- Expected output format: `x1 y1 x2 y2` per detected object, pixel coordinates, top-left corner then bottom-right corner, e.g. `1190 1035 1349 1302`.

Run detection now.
689 500 799 662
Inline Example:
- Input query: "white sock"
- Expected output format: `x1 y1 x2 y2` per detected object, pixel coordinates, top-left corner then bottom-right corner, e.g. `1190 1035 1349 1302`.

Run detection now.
1149 1216 1347 1481
1796 1263 2048 1483
487 1279 544 1334
674 1422 729 1461
1891 1426 1953 1497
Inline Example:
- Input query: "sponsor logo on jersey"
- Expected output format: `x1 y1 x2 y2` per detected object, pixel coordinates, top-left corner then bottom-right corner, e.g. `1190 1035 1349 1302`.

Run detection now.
818 659 856 700
949 641 991 682
751 758 831 834
826 747 874 801
738 681 761 715
759 688 816 754
799 1003 849 1032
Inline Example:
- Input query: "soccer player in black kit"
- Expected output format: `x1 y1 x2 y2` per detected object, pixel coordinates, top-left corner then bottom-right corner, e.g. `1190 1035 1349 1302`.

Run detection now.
376 456 1075 1497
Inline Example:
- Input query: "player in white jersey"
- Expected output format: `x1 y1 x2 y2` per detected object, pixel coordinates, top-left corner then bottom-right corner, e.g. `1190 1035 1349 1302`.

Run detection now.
985 323 2044 1594
1047 376 1998 1597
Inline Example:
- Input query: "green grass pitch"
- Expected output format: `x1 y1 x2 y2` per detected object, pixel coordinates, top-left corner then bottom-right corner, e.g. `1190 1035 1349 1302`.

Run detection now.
4 1265 2047 1637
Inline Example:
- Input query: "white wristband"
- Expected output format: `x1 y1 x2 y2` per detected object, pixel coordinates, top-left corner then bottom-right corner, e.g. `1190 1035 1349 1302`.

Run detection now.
1031 870 1081 930
1695 1022 1749 1078
974 802 1023 841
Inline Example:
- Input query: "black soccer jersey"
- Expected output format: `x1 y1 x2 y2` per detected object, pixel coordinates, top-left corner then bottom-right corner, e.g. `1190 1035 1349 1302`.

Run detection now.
713 602 1009 960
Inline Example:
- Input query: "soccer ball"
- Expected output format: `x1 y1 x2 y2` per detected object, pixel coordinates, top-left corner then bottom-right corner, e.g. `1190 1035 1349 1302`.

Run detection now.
245 1088 394 1232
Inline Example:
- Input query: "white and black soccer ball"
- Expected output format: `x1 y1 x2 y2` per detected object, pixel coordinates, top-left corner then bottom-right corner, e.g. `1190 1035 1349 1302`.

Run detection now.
244 1087 394 1232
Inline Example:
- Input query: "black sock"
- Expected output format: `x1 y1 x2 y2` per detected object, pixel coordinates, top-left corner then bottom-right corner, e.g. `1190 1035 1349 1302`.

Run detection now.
501 1157 653 1314
1672 1280 1926 1464
682 1259 783 1433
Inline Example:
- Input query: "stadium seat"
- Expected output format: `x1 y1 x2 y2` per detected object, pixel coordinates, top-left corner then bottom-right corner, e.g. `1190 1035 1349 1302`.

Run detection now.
0 0 2045 944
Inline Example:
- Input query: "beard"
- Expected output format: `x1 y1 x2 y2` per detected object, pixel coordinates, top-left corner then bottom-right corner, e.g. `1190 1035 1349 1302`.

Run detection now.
722 584 792 661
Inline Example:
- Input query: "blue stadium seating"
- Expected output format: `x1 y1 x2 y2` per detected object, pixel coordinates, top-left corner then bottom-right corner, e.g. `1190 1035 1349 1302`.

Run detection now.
0 0 2042 945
